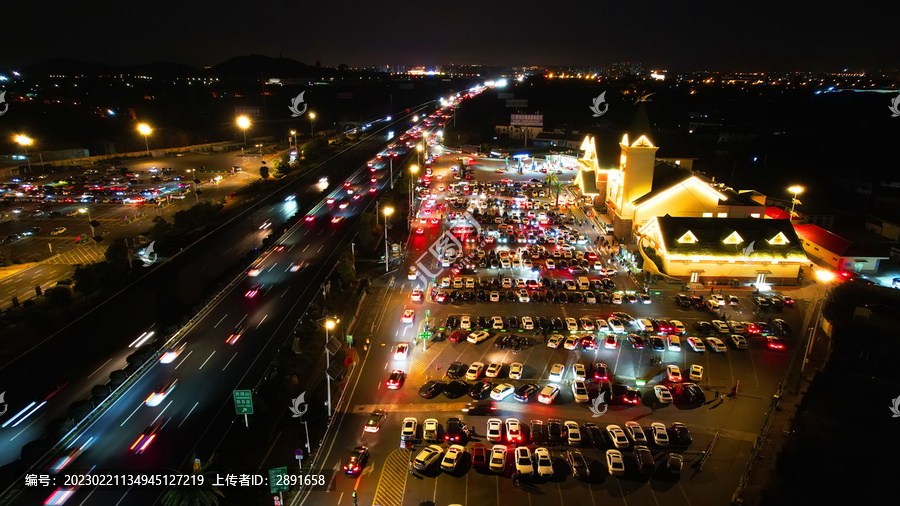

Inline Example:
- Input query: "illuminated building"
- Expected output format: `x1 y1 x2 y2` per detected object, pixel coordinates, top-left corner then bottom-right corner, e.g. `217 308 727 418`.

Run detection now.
639 216 808 285
793 224 889 273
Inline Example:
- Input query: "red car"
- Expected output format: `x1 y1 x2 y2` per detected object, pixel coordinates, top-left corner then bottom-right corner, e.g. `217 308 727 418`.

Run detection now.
766 336 786 350
385 370 405 390
580 337 596 349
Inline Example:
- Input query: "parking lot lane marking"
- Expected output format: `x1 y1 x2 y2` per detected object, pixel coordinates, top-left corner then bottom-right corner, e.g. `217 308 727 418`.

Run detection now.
726 347 736 388
747 345 761 388
371 448 409 506
677 481 693 506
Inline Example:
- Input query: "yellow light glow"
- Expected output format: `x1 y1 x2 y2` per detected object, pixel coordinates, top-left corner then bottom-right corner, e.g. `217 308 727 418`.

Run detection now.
383 207 394 216
325 320 336 330
290 130 296 135
723 231 743 244
677 231 698 244
236 116 251 130
788 185 804 196
14 134 33 147
815 270 835 282
417 144 423 152
309 112 316 120
768 232 790 245
633 177 728 211
137 123 152 136
410 165 419 174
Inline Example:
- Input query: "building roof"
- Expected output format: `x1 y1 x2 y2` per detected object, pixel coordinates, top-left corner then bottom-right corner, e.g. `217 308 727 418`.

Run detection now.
630 162 694 206
578 169 600 195
656 216 807 260
765 207 791 219
792 224 890 258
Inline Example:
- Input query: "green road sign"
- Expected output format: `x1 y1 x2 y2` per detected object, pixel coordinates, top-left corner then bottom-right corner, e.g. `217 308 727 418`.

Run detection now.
268 466 289 494
424 309 431 318
233 390 254 415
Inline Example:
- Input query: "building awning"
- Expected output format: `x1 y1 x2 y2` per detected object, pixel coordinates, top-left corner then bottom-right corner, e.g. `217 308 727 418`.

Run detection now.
755 270 772 274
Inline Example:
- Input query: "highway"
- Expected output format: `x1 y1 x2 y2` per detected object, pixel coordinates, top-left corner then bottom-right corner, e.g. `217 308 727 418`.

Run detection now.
0 108 436 505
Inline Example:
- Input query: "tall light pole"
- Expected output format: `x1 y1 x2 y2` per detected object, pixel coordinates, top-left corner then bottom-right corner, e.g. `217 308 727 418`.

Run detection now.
290 130 297 150
416 143 423 167
389 156 394 189
383 207 394 272
309 112 316 137
324 319 336 417
137 123 152 157
409 165 419 224
14 134 33 171
78 208 95 238
788 185 804 219
801 270 834 378
236 115 251 146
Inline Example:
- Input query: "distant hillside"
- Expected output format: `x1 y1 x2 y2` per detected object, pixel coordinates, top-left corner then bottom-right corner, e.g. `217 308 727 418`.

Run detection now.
211 54 334 78
130 61 200 77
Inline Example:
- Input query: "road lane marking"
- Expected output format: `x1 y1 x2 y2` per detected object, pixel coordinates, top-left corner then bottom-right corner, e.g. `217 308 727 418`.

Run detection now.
175 350 193 369
199 351 216 370
152 401 172 423
282 287 290 298
317 245 324 253
257 315 268 328
121 403 142 427
223 353 238 371
303 245 309 252
87 358 113 379
214 314 228 328
179 402 199 428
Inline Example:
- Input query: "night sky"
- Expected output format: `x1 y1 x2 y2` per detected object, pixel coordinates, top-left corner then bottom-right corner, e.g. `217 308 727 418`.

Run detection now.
4 0 896 70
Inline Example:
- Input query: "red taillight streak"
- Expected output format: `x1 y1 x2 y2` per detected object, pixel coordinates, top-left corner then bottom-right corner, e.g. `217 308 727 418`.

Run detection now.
139 434 156 452
130 436 145 451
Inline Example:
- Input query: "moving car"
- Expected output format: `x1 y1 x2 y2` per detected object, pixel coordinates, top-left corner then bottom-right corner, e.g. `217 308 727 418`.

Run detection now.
401 309 415 323
682 382 706 403
130 418 166 454
385 370 405 390
766 336 786 350
145 379 177 407
489 383 515 401
343 446 369 475
364 409 387 433
538 384 560 404
226 325 247 345
634 445 655 473
394 343 409 360
159 342 186 364
410 289 423 302
514 383 539 402
467 331 491 344
245 284 262 298
667 453 684 474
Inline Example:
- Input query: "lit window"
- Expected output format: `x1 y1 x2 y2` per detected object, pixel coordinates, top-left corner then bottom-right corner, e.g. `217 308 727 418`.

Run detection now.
768 232 789 245
702 212 713 218
677 231 698 244
717 213 727 218
728 259 736 263
693 259 700 262
750 213 761 218
723 231 743 245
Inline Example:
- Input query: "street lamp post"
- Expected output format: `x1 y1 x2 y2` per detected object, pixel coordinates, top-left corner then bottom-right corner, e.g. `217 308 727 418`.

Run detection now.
137 123 152 157
14 134 33 171
324 319 336 417
383 207 394 272
389 156 394 189
236 116 251 146
409 165 419 224
801 270 834 379
309 112 316 137
416 143 423 167
290 130 297 150
788 185 804 219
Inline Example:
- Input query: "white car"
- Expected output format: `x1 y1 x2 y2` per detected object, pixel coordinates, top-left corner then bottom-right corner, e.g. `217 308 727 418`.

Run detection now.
490 383 515 401
490 291 500 302
466 362 485 381
486 418 503 442
612 293 623 304
670 320 686 334
545 259 555 269
607 319 625 333
423 418 439 441
521 316 534 330
730 334 749 350
414 444 444 470
572 363 586 381
489 445 507 473
546 335 562 349
505 418 522 443
689 364 704 382
654 385 673 403
563 336 579 350
492 316 504 330
565 421 582 446
625 421 648 444
667 365 683 383
707 337 728 353
572 380 589 404
711 320 730 333
605 425 630 449
650 422 669 446
534 447 553 477
509 362 523 380
517 289 530 303
667 335 681 352
441 444 465 472
485 362 503 378
584 291 596 304
537 384 560 404
460 316 472 330
549 363 565 382
514 446 533 475
637 318 654 332
565 317 578 332
687 337 706 353
467 331 490 344
709 294 726 306
401 309 415 323
401 417 417 442
579 318 595 331
606 449 626 476
394 343 410 360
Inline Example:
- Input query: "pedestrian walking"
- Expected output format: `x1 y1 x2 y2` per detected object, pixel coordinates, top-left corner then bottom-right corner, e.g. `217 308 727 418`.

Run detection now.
409 462 414 474
715 389 720 400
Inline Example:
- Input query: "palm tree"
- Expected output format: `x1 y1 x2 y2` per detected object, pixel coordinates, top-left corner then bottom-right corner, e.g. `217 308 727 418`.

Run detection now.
160 454 224 506
545 173 564 208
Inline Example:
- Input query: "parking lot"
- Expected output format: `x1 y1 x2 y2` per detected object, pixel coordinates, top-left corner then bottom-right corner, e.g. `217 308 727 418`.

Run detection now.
325 129 806 506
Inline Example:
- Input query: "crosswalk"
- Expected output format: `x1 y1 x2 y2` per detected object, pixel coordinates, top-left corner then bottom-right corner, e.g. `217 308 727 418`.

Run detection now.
43 245 107 265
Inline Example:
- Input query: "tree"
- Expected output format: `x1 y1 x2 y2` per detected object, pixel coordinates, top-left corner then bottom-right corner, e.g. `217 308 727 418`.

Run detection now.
545 173 564 207
45 285 73 309
335 249 356 285
72 265 100 296
104 238 131 271
259 165 269 179
355 211 382 253
160 453 224 506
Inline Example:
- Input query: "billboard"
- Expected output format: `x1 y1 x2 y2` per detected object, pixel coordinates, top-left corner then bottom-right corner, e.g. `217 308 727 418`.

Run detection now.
510 114 543 127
